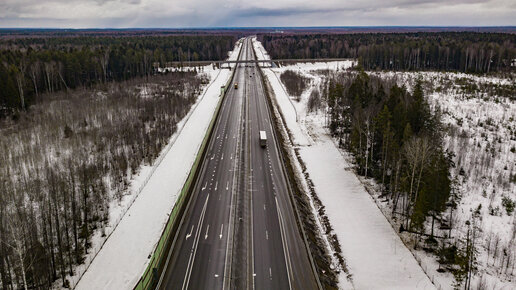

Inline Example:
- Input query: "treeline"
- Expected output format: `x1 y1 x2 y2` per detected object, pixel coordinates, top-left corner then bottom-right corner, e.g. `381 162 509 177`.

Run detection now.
325 70 453 233
0 35 236 116
0 71 205 289
258 32 516 73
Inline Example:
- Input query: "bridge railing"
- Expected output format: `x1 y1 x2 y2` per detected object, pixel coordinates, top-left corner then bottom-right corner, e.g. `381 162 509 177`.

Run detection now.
162 58 353 67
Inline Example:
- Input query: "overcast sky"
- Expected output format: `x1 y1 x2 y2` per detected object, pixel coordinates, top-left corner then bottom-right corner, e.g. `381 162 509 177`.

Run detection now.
1 0 515 28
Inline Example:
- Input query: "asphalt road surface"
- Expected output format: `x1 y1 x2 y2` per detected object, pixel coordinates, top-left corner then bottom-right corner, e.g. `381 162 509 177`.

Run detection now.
158 37 319 290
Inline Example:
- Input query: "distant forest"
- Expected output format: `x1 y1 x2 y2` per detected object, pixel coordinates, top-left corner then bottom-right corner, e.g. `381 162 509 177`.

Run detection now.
0 35 236 117
258 32 516 73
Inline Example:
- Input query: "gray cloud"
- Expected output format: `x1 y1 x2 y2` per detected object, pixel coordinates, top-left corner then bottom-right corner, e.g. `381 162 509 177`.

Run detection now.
0 0 514 28
232 7 343 18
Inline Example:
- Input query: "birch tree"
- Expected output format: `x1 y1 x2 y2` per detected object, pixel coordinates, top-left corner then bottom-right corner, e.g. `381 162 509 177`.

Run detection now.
1 194 29 290
14 60 26 110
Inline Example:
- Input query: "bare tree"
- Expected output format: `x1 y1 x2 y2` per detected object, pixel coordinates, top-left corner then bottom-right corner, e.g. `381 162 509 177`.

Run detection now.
143 50 152 82
414 136 433 201
14 59 27 110
403 136 433 204
1 195 29 290
29 61 41 98
57 62 69 91
404 137 420 200
44 62 55 93
100 49 110 84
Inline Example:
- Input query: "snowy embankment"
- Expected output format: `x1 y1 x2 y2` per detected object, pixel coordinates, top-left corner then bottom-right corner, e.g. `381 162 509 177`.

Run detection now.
253 38 435 289
73 42 241 290
251 36 271 66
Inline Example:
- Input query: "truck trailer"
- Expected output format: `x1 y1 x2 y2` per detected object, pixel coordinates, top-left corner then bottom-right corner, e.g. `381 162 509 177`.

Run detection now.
259 130 267 147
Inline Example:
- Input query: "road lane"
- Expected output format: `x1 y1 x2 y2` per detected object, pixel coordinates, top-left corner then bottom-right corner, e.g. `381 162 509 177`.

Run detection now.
158 39 246 290
158 37 320 290
245 37 319 290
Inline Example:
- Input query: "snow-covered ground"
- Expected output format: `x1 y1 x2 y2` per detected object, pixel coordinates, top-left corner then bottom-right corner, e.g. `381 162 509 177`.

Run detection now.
72 41 242 290
300 128 435 290
254 38 435 289
366 71 516 289
252 36 271 65
257 37 516 288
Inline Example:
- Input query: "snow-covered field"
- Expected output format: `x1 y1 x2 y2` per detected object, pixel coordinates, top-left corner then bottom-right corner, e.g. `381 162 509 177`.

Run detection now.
254 38 435 289
366 71 516 289
300 127 436 290
73 41 242 290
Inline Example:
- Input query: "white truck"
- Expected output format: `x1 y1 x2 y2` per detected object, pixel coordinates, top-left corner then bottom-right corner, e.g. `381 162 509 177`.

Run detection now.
259 130 267 147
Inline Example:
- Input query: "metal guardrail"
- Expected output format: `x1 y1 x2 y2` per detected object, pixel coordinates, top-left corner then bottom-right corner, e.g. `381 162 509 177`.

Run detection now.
133 40 243 290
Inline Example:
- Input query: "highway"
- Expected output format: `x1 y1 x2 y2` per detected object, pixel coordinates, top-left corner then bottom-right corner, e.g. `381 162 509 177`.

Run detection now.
158 37 319 290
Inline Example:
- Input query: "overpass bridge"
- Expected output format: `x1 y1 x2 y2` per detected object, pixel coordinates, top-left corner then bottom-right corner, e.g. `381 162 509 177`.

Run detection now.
159 58 352 69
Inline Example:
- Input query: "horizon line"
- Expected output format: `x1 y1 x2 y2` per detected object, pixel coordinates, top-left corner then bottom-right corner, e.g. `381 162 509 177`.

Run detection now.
1 25 515 30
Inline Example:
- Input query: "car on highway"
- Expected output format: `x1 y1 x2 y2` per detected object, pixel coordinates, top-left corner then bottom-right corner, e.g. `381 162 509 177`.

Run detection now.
234 83 238 89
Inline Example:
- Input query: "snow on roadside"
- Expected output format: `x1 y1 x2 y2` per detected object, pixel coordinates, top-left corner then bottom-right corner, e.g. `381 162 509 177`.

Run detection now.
272 73 434 289
255 38 435 289
366 71 516 289
300 127 435 290
252 36 271 64
263 69 311 146
73 41 241 290
227 40 242 61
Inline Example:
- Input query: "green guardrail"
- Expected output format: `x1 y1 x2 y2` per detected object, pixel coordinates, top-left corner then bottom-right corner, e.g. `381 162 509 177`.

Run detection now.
133 40 243 290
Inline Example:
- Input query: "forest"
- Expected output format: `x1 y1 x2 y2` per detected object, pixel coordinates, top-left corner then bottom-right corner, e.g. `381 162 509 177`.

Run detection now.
318 69 499 286
0 34 236 117
0 71 208 289
258 32 516 73
324 69 453 235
